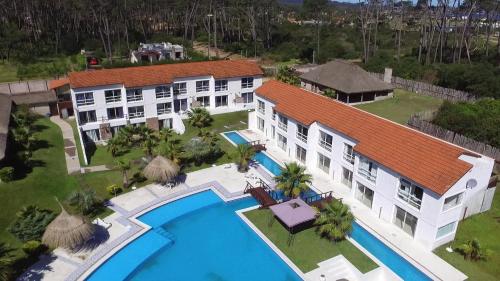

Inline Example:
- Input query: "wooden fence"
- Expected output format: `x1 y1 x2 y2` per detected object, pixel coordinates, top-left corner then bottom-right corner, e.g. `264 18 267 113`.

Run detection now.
369 72 476 102
407 113 500 161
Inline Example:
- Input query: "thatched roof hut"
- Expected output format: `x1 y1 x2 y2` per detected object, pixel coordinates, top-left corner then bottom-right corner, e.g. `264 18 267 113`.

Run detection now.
143 155 180 183
42 205 95 250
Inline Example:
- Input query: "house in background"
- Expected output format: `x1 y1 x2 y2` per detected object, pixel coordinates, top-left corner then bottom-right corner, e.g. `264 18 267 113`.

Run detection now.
130 42 185 64
299 59 394 104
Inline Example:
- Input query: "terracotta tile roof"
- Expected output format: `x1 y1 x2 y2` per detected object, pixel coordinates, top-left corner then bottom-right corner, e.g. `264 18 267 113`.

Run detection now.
256 80 473 195
68 60 263 89
49 78 70 90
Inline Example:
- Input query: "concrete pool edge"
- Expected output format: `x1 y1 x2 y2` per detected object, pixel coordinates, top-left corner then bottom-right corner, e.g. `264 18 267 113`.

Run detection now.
75 182 251 281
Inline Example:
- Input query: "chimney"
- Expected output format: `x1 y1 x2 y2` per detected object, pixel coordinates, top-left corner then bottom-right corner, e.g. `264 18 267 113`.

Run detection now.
384 68 392 84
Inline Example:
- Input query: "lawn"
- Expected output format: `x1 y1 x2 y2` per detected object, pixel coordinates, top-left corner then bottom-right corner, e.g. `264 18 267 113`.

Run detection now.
434 187 500 281
354 89 443 124
244 209 378 273
0 62 18 83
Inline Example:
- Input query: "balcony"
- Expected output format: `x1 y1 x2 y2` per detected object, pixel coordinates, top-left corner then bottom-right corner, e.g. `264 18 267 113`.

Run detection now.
258 107 265 114
173 88 187 95
157 108 172 115
397 191 422 209
358 167 377 183
100 114 128 122
343 153 355 164
319 140 332 151
296 132 307 143
278 122 287 131
126 96 142 102
105 96 121 103
129 111 145 119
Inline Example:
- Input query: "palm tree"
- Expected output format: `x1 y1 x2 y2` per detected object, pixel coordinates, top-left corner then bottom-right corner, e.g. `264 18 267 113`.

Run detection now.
187 108 212 129
235 144 255 172
274 162 312 198
155 140 183 165
106 135 124 157
0 243 13 281
116 160 131 188
67 188 100 215
315 200 354 242
198 128 219 146
455 239 490 261
159 128 175 141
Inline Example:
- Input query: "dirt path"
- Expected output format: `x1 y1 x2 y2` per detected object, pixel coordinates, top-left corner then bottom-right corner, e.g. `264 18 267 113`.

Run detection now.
192 41 246 60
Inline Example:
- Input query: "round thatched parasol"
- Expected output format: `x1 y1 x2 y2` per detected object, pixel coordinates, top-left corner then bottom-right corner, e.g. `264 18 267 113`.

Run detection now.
143 155 180 183
42 203 96 250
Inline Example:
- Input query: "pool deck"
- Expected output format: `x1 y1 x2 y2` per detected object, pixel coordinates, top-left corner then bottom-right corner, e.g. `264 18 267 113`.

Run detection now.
240 129 468 281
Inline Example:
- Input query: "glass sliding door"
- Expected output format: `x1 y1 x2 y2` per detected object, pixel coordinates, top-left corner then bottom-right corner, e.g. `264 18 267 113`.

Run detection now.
394 206 418 237
356 182 374 208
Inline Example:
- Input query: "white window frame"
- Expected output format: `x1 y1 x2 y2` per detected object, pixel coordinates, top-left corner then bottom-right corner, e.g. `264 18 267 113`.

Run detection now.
436 221 457 239
278 134 287 151
278 115 288 131
107 107 124 120
173 82 187 95
196 80 210 92
105 89 121 103
358 157 377 182
257 117 265 131
78 110 97 125
241 92 253 103
126 88 143 102
242 77 254 88
157 102 172 115
258 100 265 114
317 153 331 174
319 131 333 151
83 129 100 142
155 85 171 99
443 192 464 212
397 179 424 210
296 124 308 143
394 206 418 237
296 145 307 164
356 182 374 208
128 106 145 119
343 143 354 164
196 96 210 107
75 92 94 106
215 80 228 92
342 167 353 188
215 95 228 107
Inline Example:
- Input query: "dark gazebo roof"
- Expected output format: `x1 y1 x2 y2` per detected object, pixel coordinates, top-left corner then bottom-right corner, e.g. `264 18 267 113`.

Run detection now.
269 198 317 229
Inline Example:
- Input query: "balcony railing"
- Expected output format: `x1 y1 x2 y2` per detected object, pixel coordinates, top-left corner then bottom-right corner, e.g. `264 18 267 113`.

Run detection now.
129 112 145 119
296 132 308 143
343 153 355 164
126 95 143 102
157 108 172 115
105 96 121 103
156 92 171 99
196 86 209 92
397 191 422 209
358 167 377 182
100 114 128 122
278 122 288 131
258 107 265 114
319 140 332 151
173 88 187 95
76 99 94 107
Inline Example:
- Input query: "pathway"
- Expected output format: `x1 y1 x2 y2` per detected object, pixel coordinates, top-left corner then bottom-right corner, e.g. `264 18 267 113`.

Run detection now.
50 116 81 174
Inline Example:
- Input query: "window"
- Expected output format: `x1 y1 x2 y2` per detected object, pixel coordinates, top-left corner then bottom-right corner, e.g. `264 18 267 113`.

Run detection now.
297 124 308 143
242 92 253 103
78 110 97 125
155 85 171 99
110 126 124 137
83 129 100 142
107 107 124 120
126 88 143 102
317 153 331 174
356 182 374 208
75 92 94 106
196 96 210 107
242 77 254 88
343 144 354 164
257 117 265 131
128 106 144 119
342 167 353 188
258 100 265 114
196 80 209 92
319 131 333 151
159 118 173 129
272 108 276 120
278 134 287 151
436 221 457 239
215 95 228 107
173 82 187 95
157 103 172 115
278 115 288 131
215 80 228 92
443 193 464 211
358 157 377 182
394 206 418 237
398 179 424 210
105 90 121 103
174 99 188 112
296 145 307 163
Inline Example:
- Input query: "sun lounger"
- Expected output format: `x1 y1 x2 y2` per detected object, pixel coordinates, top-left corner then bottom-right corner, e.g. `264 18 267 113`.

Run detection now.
92 218 112 229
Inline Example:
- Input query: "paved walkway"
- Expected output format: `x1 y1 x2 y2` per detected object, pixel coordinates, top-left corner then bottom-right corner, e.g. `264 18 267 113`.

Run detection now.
50 116 81 174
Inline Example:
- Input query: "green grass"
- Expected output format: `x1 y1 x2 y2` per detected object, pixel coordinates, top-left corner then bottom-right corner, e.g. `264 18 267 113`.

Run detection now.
244 209 378 273
434 187 500 281
0 118 78 249
0 62 18 83
354 89 443 124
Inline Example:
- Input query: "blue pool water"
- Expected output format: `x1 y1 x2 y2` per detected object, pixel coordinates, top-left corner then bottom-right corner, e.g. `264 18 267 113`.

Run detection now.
87 191 302 281
351 222 432 281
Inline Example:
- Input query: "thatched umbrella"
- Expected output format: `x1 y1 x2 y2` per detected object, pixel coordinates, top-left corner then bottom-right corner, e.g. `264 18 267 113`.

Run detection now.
42 203 96 250
143 155 180 183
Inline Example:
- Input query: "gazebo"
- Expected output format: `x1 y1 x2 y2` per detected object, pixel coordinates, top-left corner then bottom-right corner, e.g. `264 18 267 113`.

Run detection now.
42 205 96 250
143 155 180 184
269 198 317 245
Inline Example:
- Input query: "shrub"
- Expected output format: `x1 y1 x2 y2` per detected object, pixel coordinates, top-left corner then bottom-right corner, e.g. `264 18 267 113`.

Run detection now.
106 184 122 196
0 167 14 182
8 206 56 242
132 172 146 183
21 240 46 257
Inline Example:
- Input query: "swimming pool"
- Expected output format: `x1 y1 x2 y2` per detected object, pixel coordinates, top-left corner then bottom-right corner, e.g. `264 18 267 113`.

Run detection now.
87 191 302 281
223 131 433 281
